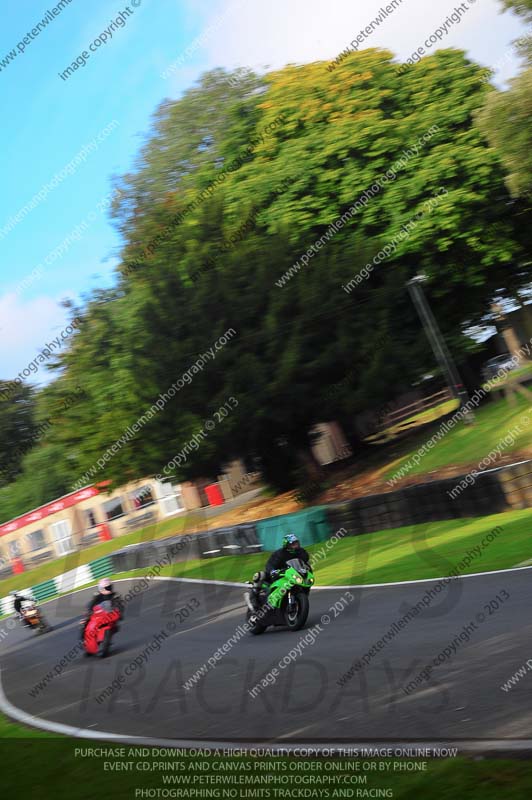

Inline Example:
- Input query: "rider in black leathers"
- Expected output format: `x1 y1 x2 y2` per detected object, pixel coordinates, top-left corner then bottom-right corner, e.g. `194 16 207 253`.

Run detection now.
10 591 33 627
264 537 311 579
250 534 311 608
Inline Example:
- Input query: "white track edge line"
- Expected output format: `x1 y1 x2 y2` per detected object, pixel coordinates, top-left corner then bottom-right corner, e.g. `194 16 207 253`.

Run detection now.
6 562 532 620
0 673 531 755
152 565 532 590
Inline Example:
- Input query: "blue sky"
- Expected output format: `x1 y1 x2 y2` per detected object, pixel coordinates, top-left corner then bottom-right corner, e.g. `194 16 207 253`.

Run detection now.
0 0 528 382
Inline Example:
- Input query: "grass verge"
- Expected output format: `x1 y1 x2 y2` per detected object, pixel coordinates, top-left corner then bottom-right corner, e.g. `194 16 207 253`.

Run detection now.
0 723 532 799
111 507 532 587
482 362 532 392
366 398 459 443
384 394 532 482
2 508 529 622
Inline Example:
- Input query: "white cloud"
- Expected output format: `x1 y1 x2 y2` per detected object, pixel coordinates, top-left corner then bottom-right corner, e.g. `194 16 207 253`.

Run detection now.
167 0 527 88
0 293 73 384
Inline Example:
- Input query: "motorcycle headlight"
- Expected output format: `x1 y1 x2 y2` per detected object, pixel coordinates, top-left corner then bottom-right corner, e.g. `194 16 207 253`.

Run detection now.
295 576 303 584
309 577 314 584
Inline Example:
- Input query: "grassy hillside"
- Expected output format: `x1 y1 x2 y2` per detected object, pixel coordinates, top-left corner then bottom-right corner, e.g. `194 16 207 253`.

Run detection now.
112 508 532 587
384 394 531 483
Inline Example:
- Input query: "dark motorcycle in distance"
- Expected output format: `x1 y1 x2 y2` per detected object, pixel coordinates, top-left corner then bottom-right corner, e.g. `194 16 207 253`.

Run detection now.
82 599 122 657
20 601 51 634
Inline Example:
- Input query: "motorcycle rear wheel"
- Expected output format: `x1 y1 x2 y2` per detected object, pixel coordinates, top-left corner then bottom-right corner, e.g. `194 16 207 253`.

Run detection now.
99 629 113 657
38 615 51 633
284 593 309 631
246 610 266 635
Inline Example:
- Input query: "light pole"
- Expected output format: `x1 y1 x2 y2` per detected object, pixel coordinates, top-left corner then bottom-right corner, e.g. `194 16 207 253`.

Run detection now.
407 275 473 418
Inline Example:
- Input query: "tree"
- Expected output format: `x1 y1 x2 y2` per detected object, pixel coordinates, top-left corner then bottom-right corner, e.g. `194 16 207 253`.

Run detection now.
501 0 532 18
0 383 37 486
5 51 530 499
474 0 532 198
475 68 532 198
86 55 528 488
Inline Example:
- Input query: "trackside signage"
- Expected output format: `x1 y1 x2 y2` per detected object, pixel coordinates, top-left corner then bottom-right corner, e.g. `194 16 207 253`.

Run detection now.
0 486 100 537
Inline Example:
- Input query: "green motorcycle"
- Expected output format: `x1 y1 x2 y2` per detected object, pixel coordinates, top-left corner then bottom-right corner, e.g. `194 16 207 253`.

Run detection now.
245 558 314 635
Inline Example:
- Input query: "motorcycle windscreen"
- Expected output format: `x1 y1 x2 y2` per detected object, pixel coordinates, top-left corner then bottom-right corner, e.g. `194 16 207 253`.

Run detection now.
97 600 114 612
285 558 309 575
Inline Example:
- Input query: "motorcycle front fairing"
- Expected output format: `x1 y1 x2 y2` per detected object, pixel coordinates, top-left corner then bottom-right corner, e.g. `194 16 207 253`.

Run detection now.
265 560 314 610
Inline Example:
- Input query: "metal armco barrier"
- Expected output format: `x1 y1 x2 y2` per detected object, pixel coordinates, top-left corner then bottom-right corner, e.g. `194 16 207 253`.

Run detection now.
157 533 199 563
110 542 164 572
195 525 264 559
110 524 264 568
235 523 264 555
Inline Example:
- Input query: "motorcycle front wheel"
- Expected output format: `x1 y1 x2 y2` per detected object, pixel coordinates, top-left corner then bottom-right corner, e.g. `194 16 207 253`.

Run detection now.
284 592 309 631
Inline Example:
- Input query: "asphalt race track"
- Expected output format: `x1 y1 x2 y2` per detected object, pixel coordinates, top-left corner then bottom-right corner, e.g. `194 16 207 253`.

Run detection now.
1 571 532 747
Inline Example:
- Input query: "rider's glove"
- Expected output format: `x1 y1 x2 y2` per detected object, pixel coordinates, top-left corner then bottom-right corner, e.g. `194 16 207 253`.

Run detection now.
270 569 280 577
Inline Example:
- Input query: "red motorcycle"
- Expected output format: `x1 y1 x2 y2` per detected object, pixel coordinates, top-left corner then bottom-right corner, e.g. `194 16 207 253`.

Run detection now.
82 600 122 657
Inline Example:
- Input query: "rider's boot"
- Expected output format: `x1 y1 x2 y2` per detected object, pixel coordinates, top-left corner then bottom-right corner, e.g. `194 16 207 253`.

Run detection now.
249 571 266 609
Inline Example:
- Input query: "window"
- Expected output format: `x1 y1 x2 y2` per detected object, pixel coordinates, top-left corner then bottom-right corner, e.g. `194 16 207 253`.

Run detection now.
102 497 125 521
130 485 155 510
50 520 75 556
85 509 97 528
8 540 21 558
156 481 184 516
27 530 46 551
